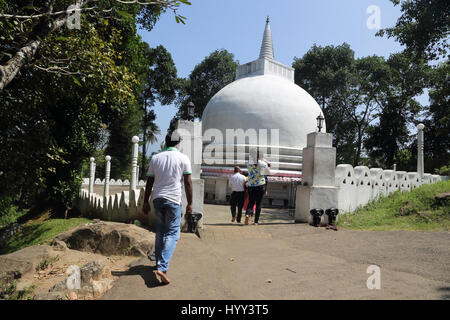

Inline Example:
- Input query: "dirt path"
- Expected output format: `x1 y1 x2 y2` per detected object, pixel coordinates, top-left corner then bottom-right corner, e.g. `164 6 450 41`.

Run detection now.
102 221 450 300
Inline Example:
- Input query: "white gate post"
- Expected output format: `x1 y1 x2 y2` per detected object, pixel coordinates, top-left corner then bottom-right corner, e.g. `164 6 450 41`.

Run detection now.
104 155 111 198
89 157 96 194
130 136 139 192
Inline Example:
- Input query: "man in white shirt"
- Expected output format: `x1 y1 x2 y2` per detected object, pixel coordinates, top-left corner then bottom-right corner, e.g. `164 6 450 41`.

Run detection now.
228 166 247 223
143 133 193 285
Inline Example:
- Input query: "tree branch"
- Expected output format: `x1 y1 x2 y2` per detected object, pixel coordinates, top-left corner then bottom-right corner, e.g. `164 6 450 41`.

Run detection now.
0 0 185 90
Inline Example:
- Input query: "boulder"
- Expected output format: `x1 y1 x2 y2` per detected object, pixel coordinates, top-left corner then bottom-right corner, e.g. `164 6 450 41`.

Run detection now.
50 239 68 252
0 245 57 284
435 192 450 206
55 221 154 256
80 261 111 284
48 261 114 300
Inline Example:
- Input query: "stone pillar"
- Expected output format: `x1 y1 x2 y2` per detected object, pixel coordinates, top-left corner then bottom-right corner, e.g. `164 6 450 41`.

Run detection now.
130 136 139 192
136 165 140 183
417 123 425 180
89 157 96 194
104 155 111 198
295 132 338 224
175 120 205 231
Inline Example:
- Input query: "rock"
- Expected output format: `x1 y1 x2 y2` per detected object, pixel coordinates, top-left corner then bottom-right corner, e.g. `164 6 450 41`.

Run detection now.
80 261 110 284
0 245 56 284
34 292 67 300
435 192 450 206
78 284 95 300
50 280 67 292
48 261 113 300
55 221 154 256
66 265 81 290
50 239 68 252
91 278 114 298
66 291 78 300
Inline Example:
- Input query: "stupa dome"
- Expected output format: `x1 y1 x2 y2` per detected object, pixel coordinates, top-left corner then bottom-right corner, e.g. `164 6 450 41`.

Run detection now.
202 74 323 150
201 17 325 174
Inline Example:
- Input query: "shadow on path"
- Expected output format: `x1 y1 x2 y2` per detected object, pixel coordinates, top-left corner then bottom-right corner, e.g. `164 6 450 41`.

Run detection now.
112 265 162 288
438 287 450 300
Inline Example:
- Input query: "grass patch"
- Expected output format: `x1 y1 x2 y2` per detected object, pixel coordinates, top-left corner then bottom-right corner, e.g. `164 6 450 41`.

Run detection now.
338 180 450 231
1 217 91 254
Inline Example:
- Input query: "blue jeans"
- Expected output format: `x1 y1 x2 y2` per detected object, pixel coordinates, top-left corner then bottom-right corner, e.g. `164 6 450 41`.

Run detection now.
153 198 182 273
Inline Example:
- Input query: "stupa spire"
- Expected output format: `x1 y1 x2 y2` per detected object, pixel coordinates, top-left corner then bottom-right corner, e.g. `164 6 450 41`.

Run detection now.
259 16 274 60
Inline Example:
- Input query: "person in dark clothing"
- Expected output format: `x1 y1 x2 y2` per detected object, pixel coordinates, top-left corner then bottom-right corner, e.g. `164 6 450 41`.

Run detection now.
228 166 246 223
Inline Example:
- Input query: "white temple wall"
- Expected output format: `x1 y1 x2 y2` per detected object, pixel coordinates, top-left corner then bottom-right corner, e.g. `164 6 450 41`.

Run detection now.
369 168 386 200
333 165 447 214
335 164 358 213
353 166 372 208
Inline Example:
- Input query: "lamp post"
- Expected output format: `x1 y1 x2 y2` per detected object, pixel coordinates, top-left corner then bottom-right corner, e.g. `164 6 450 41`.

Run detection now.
316 114 325 132
187 102 195 121
417 123 425 180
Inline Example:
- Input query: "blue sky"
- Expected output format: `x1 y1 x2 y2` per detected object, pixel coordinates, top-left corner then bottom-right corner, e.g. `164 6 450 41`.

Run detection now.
138 0 405 154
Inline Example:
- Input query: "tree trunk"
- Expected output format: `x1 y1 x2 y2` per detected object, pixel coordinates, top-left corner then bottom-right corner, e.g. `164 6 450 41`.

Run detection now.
0 40 41 90
0 0 84 90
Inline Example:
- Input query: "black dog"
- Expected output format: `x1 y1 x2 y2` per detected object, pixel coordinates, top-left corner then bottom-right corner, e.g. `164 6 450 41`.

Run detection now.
325 208 339 231
310 209 324 227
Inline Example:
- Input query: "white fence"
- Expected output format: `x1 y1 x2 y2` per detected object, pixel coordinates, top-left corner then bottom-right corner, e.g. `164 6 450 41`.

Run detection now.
75 187 154 226
81 178 146 187
335 165 448 214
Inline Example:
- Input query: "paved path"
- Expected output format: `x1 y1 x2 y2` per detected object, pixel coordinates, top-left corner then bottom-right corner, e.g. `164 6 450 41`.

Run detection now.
102 204 450 300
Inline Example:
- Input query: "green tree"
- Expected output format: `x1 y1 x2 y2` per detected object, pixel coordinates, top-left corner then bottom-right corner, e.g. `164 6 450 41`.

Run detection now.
375 0 449 173
140 44 178 178
293 43 358 163
364 52 430 168
0 0 189 215
422 62 450 172
0 0 190 90
377 0 450 61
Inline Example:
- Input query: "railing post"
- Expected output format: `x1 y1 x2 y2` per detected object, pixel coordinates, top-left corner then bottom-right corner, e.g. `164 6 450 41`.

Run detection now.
89 157 96 194
130 136 139 192
104 155 111 198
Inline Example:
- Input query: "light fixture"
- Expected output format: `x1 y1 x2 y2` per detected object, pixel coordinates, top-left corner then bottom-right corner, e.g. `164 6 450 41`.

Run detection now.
187 102 195 121
316 113 325 132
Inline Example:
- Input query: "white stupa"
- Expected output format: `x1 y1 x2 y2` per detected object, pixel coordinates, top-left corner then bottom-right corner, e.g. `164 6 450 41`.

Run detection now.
201 17 325 205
